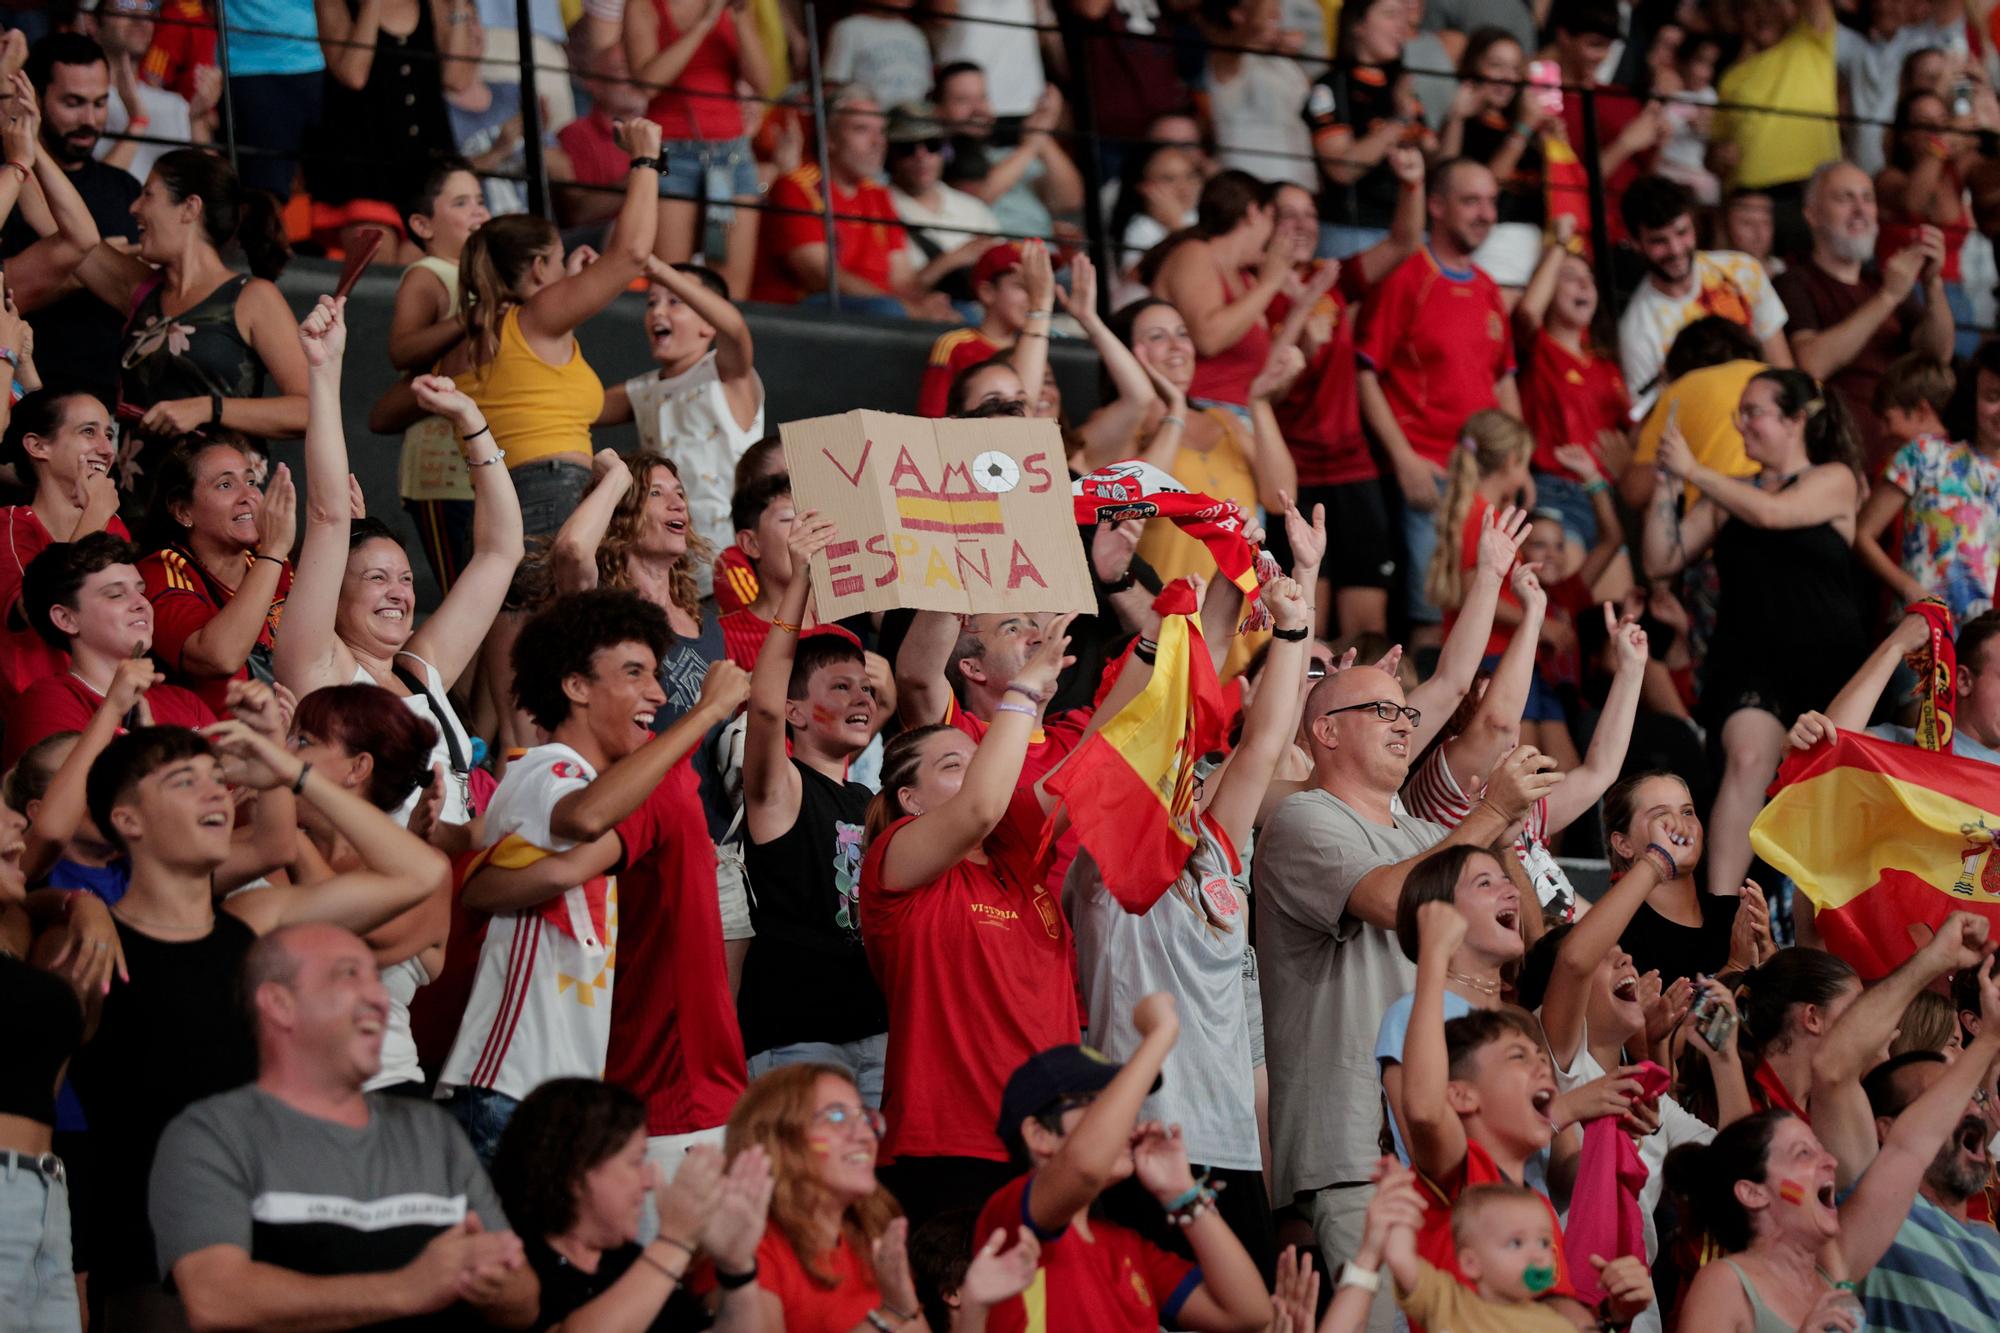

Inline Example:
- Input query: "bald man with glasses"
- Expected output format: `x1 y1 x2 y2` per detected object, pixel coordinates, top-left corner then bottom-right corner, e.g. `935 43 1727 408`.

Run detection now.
1252 616 1562 1332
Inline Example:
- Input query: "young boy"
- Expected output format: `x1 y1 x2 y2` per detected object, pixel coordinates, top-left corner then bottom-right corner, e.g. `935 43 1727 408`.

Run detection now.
739 510 889 1096
1399 901 1654 1331
974 993 1273 1332
599 259 766 598
378 158 490 594
439 589 749 1160
713 437 785 616
9 533 212 765
1873 352 1953 449
717 473 798 670
917 243 1048 418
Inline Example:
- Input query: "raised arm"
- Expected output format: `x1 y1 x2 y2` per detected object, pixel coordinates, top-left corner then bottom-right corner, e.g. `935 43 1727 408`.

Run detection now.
1514 222 1574 334
1407 506 1528 753
547 452 632 597
643 254 758 404
387 263 465 373
743 513 836 842
273 296 355 697
1542 614 1648 834
1437 562 1545 796
1542 834 1678 1070
174 468 295 679
1792 235 1934 381
1243 381 1300 517
876 617 1075 892
1401 903 1471 1178
1676 458 1857 531
1641 442 1726 579
1789 613 1928 749
1854 476 1925 603
1065 255 1166 469
1555 444 1627 589
404 375 524 690
893 609 961 727
1203 577 1310 851
625 0 729 102
520 118 661 340
1156 234 1294 359
547 661 750 844
1355 147 1426 286
23 658 157 885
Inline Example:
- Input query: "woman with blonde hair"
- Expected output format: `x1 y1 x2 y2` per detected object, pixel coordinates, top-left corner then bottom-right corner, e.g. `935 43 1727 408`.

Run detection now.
714 1062 928 1331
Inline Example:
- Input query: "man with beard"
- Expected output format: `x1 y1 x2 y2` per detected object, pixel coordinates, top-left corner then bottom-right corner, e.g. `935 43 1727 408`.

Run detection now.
1615 174 1792 419
1806 911 2000 1331
5 33 139 404
1775 161 1954 469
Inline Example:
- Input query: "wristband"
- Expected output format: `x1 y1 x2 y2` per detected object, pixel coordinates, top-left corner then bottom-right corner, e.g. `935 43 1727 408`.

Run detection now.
631 154 660 173
210 391 223 425
1159 413 1187 429
771 617 800 633
1133 637 1158 664
1271 624 1309 642
1018 329 1048 339
1160 1180 1204 1212
715 1261 758 1290
1004 680 1047 704
1101 566 1137 593
0 345 16 370
254 553 286 568
0 161 26 182
1337 1262 1382 1293
463 424 492 443
653 1235 695 1259
995 700 1038 718
466 449 506 468
636 1246 684 1282
1513 120 1536 139
1025 309 1052 320
291 761 313 795
1583 478 1609 495
864 1313 897 1333
1642 842 1679 879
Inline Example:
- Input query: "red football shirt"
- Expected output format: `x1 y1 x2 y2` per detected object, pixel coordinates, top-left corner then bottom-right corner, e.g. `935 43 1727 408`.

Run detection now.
1412 1138 1580 1333
5 674 215 769
918 328 1002 418
859 788 1080 1162
1440 494 1519 660
1521 328 1631 478
719 606 772 671
0 508 132 712
941 696 1088 889
1271 261 1377 487
556 110 626 188
752 166 909 304
606 758 746 1136
974 1173 1200 1333
138 547 290 715
746 1226 881 1333
712 546 759 617
1355 249 1515 467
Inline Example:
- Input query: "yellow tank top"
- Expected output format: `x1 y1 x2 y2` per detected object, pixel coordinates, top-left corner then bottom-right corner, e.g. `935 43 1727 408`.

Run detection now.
1132 409 1268 680
457 306 606 468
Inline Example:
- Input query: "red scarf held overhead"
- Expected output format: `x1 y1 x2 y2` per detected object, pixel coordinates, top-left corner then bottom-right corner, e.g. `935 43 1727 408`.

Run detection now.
1905 598 1959 752
1072 461 1263 599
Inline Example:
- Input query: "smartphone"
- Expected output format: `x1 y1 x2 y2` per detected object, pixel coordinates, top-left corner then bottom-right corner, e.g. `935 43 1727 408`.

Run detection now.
1688 989 1738 1052
1528 61 1563 119
1307 659 1328 681
1955 78 1977 119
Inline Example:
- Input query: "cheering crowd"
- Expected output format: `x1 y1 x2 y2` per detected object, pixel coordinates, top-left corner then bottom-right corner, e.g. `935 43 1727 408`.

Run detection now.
10 0 2000 1331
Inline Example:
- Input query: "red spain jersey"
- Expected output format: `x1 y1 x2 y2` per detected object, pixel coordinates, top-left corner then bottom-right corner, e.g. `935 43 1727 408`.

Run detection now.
974 1173 1200 1333
1521 327 1630 478
918 328 1001 418
752 166 908 304
1269 260 1377 486
138 546 289 716
1355 248 1514 467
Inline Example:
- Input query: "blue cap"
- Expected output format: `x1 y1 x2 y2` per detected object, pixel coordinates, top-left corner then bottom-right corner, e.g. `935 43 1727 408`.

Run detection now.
995 1044 1161 1155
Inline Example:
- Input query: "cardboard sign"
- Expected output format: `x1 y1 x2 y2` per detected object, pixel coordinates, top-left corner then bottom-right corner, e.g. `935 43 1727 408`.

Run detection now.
780 410 1093 621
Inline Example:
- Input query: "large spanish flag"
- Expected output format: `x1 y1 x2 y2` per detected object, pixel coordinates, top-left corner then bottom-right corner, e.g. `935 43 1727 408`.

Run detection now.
1042 583 1227 912
1749 729 2000 979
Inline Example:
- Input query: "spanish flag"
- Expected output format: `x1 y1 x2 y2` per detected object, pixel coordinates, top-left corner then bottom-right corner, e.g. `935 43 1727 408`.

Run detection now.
1749 729 2000 979
1042 582 1227 912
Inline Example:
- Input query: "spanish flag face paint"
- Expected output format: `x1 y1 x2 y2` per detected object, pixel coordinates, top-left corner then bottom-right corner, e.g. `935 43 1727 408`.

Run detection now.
1777 1179 1808 1206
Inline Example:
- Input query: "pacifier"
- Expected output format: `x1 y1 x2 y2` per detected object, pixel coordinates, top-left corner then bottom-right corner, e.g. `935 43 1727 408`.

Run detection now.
1521 1264 1557 1295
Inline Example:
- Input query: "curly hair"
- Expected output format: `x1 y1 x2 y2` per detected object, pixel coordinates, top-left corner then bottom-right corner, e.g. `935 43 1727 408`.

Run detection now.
510 589 673 731
724 1063 901 1286
598 455 709 621
490 1078 646 1241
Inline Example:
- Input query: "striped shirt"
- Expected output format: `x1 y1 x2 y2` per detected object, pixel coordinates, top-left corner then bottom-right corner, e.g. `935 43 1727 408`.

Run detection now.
1401 744 1578 921
1862 1193 2000 1332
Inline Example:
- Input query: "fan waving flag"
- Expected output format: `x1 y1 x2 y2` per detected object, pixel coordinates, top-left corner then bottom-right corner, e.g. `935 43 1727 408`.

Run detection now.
1073 460 1261 596
1749 728 2000 979
1043 580 1227 913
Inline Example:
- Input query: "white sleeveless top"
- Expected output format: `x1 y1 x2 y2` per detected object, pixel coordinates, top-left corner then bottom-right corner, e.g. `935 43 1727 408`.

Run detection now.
363 954 433 1091
624 352 765 597
353 652 474 826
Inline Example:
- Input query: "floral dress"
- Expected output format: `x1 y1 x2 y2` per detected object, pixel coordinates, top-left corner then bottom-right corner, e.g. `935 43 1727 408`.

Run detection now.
116 274 263 513
1883 434 2000 623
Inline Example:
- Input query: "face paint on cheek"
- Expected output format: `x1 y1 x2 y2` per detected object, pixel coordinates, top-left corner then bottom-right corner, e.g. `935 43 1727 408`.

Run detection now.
811 705 838 726
1777 1179 1808 1206
1521 1264 1557 1294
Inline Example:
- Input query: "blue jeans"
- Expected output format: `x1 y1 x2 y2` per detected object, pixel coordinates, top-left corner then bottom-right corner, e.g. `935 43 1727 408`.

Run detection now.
446 1087 520 1165
659 136 759 222
745 1033 889 1107
799 292 909 319
226 73 324 199
1318 223 1390 261
0 1156 78 1333
1530 471 1598 548
1402 477 1450 625
510 459 592 543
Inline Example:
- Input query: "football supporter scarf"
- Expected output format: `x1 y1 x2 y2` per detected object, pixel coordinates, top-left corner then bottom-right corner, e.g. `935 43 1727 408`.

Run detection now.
1905 598 1959 752
1565 1119 1649 1306
1043 580 1227 912
1750 729 2000 979
465 835 612 946
1073 460 1261 597
1542 136 1593 252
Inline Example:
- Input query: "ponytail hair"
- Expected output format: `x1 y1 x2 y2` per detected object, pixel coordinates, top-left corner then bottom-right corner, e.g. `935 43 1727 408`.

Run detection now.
1749 368 1865 483
1734 947 1858 1061
864 723 954 847
1424 410 1534 612
1666 1108 1793 1253
458 214 561 368
152 149 289 281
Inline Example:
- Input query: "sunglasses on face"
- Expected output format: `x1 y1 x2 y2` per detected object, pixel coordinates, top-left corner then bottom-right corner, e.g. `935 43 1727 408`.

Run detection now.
892 138 946 156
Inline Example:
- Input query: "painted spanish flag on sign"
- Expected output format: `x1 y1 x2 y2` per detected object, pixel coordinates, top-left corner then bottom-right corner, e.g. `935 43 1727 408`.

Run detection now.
1042 582 1227 912
1749 729 2000 980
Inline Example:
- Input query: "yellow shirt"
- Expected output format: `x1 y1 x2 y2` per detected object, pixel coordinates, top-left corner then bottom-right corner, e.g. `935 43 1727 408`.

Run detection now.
456 307 606 470
1397 1260 1577 1333
1633 359 1767 505
1714 18 1840 189
1133 409 1268 679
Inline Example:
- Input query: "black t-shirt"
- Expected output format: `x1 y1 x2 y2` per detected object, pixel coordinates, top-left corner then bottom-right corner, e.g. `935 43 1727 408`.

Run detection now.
1617 889 1737 991
68 911 257 1286
1461 112 1544 227
739 758 888 1053
0 950 82 1125
0 157 141 403
525 1239 704 1332
1302 60 1407 230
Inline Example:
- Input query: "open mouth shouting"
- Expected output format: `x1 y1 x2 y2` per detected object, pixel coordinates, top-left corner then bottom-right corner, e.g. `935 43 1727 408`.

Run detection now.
1531 1086 1557 1124
1611 974 1642 1003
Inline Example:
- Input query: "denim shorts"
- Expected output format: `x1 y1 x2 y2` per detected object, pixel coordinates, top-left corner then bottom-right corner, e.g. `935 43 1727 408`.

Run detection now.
660 136 759 219
1530 471 1599 548
0 1155 79 1333
446 1086 520 1166
745 1033 889 1107
510 458 592 543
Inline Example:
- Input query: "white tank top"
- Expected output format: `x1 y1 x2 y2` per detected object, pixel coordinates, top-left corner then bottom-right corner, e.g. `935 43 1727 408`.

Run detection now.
364 954 432 1091
356 653 474 826
624 352 766 598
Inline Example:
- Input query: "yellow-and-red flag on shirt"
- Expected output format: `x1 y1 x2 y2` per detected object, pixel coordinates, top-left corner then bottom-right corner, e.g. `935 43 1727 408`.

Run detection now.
1749 729 2000 979
1042 581 1227 912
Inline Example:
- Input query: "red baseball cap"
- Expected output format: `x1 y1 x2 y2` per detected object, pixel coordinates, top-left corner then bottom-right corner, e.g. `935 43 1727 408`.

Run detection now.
971 243 1024 290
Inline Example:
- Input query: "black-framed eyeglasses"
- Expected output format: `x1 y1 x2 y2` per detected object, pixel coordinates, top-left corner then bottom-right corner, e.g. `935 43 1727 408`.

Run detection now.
1321 700 1421 726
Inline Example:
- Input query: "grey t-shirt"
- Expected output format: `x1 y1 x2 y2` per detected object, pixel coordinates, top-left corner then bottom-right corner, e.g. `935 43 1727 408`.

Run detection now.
1253 788 1442 1202
151 1085 511 1326
1070 823 1260 1171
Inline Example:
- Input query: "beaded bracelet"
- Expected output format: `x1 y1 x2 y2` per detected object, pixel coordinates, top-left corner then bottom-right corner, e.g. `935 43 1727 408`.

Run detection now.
995 700 1038 719
1642 842 1679 879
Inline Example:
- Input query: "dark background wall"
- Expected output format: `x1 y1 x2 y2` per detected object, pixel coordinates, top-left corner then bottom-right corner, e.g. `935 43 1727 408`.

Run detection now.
275 258 1106 610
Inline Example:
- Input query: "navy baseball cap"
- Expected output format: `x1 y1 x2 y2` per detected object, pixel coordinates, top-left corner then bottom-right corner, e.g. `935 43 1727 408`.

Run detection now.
996 1044 1162 1155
